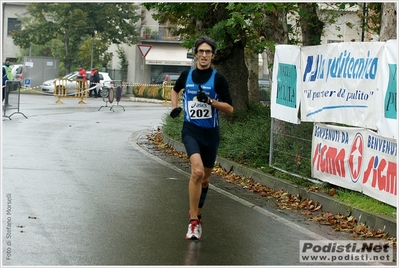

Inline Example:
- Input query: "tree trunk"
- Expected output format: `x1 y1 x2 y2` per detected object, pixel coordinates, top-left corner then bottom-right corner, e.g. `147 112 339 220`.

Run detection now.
202 3 248 112
64 33 71 74
379 2 397 41
297 3 324 46
213 45 249 113
260 5 289 133
260 5 288 88
245 48 260 103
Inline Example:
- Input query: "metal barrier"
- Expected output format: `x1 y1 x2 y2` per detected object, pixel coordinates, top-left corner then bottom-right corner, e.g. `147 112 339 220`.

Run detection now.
269 118 316 182
2 81 27 120
162 81 182 104
53 78 88 104
98 81 125 112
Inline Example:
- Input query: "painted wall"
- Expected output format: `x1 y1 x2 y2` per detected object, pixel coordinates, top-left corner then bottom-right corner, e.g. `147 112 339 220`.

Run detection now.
2 3 27 62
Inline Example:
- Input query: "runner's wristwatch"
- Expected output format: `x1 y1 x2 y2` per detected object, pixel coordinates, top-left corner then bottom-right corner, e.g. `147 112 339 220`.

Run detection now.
208 98 214 105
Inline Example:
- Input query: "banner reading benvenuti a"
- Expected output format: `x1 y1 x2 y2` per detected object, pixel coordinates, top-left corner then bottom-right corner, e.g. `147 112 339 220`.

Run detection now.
271 45 301 124
301 42 385 130
312 123 397 207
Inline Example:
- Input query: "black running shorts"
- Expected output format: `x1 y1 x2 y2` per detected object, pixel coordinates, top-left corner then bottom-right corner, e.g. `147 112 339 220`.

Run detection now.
181 121 220 168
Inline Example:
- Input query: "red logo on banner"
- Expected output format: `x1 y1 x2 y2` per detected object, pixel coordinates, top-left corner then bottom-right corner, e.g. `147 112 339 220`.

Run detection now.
363 156 397 195
312 143 346 178
348 133 363 182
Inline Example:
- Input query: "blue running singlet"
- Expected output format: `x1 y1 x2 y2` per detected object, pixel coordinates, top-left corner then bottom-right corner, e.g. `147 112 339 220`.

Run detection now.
182 69 219 128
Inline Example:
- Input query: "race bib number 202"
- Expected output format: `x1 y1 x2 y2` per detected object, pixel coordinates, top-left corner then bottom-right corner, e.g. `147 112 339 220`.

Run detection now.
188 101 212 120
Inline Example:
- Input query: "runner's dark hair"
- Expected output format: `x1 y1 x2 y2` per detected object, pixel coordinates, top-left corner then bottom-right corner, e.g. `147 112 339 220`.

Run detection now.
194 36 217 54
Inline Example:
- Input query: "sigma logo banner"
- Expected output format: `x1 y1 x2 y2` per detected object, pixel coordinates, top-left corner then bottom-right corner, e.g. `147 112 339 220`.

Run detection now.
312 123 397 207
300 42 385 130
271 45 301 124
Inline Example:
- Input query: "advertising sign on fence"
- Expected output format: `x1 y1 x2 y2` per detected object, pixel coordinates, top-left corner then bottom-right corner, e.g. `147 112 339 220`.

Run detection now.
271 45 301 124
311 123 397 207
300 42 385 129
271 41 397 206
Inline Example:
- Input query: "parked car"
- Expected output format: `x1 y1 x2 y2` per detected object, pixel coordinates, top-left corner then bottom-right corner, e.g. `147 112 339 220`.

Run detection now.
11 64 23 81
41 71 113 95
88 72 114 97
41 72 78 93
153 72 181 84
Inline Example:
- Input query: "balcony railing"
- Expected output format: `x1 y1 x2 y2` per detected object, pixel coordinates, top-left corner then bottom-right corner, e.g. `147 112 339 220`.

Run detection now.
140 24 181 41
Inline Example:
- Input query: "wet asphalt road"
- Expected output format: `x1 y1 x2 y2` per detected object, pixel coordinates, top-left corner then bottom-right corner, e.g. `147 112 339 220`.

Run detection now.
2 94 382 266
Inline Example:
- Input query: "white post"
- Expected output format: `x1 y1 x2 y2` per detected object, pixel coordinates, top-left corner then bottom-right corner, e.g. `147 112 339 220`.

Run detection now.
142 58 145 84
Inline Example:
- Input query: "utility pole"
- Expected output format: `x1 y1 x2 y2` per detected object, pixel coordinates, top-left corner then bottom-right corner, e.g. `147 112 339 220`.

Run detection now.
91 26 95 69
361 3 367 42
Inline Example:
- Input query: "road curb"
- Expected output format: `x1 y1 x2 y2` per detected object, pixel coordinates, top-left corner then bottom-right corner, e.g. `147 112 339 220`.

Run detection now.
160 132 397 237
128 96 167 104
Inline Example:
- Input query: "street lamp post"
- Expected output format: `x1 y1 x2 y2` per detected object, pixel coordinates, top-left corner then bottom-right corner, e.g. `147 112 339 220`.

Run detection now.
90 26 95 69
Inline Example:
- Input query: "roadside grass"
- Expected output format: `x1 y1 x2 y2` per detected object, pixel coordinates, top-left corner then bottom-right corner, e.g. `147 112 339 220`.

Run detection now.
335 188 396 217
161 103 396 219
20 88 42 94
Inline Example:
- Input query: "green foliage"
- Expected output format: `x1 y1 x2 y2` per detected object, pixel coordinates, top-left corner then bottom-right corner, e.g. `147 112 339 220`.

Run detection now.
144 2 278 55
142 3 279 111
271 121 313 178
116 45 128 69
314 3 382 42
157 87 164 99
78 34 113 69
362 3 382 36
259 88 270 102
132 85 139 97
219 103 272 169
116 45 128 81
163 103 273 172
336 188 396 218
162 111 183 140
143 86 151 97
12 3 141 73
132 85 163 99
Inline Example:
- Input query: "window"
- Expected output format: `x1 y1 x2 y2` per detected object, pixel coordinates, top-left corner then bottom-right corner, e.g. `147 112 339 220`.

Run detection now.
8 18 21 35
159 24 167 38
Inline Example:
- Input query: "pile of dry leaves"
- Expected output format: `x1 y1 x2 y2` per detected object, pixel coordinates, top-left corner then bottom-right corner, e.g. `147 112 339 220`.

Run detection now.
146 130 396 246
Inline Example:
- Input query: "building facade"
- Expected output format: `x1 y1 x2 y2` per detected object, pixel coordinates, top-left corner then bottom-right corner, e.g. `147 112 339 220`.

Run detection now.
2 2 27 63
106 7 194 85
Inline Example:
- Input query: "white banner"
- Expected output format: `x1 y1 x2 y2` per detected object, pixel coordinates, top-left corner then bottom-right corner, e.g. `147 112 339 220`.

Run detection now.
312 123 397 207
301 42 385 129
362 129 397 207
271 45 301 124
376 39 397 139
